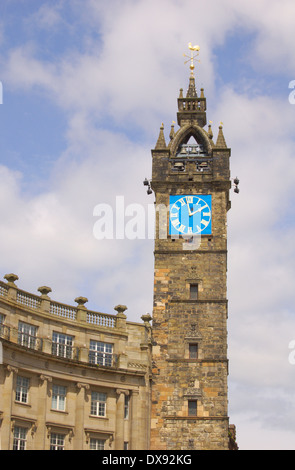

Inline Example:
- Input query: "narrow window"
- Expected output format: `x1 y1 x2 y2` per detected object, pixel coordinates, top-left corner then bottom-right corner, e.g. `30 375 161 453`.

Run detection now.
51 385 67 411
0 314 4 338
124 394 129 419
15 376 30 404
189 344 198 359
190 284 198 300
188 400 198 417
13 426 27 450
91 392 107 417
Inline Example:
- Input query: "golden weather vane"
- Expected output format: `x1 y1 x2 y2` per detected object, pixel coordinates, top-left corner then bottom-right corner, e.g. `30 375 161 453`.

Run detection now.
183 43 200 75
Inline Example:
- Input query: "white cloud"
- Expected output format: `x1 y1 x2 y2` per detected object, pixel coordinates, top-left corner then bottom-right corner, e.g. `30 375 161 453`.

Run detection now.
0 126 153 316
233 0 295 74
3 45 57 92
3 0 295 128
26 3 64 31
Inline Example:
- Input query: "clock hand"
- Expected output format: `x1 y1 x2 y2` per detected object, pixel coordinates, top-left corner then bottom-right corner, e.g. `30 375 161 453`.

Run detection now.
189 205 207 216
186 197 193 216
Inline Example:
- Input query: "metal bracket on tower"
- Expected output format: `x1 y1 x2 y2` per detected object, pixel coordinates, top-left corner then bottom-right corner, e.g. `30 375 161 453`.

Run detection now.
233 177 240 194
143 178 153 195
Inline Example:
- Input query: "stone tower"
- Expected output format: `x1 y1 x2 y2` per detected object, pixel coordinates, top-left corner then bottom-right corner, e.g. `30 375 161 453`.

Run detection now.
150 60 232 450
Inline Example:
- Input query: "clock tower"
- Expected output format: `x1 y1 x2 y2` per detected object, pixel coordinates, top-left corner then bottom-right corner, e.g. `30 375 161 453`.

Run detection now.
150 49 232 450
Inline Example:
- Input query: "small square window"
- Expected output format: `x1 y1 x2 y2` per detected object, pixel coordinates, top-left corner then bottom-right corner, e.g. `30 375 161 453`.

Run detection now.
90 438 105 450
50 433 65 450
52 332 74 359
188 400 198 416
189 344 198 359
190 284 198 300
89 341 113 367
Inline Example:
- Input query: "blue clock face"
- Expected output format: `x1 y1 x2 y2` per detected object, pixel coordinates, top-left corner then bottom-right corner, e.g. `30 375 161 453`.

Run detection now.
169 195 212 235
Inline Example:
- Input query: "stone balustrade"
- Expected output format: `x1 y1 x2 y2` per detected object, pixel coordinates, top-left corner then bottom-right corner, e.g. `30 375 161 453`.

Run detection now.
0 273 122 329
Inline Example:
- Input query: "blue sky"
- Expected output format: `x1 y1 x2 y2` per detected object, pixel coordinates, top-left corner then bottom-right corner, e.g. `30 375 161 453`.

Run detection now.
1 0 295 450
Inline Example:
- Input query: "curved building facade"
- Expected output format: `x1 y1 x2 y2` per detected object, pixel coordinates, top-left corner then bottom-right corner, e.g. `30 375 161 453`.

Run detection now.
0 274 151 450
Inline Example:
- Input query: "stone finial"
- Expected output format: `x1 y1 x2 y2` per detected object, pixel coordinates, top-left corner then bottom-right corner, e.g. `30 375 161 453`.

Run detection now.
4 273 19 286
208 122 213 140
39 287 52 313
115 305 127 331
169 122 175 141
114 305 128 316
38 286 52 298
141 314 152 336
155 123 167 150
75 297 88 323
141 313 152 326
75 297 88 308
215 123 227 148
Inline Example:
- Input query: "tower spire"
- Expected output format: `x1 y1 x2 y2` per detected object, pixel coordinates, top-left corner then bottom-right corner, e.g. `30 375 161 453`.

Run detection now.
177 44 206 128
185 44 200 98
155 123 167 149
216 123 227 148
186 74 197 98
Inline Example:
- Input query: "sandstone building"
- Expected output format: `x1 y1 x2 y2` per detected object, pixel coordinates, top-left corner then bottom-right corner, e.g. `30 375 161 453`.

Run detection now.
0 65 237 450
150 72 232 450
0 274 152 450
